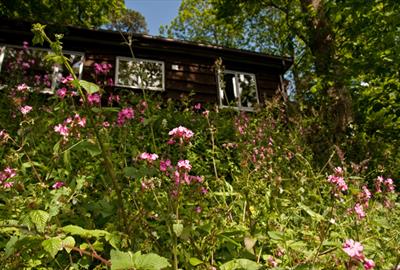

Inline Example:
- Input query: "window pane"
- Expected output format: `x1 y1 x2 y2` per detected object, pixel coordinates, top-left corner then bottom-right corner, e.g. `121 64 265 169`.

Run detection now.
220 73 237 106
238 74 257 108
0 46 83 92
117 58 164 90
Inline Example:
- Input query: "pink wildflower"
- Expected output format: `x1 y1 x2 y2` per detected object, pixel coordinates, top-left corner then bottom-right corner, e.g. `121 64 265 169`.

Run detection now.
0 129 9 142
361 186 372 200
52 181 64 189
17 83 29 92
94 62 112 75
54 124 69 137
107 78 114 86
23 41 29 49
61 75 74 84
4 167 17 178
327 167 348 193
160 159 172 172
375 176 384 193
267 256 278 267
167 139 175 145
3 182 13 188
20 105 32 115
139 152 158 162
194 103 201 110
384 178 395 192
202 110 209 117
334 167 344 176
177 160 192 171
363 258 375 270
87 93 101 106
342 239 364 260
102 121 110 128
168 126 194 141
117 107 134 126
195 206 202 213
56 87 67 99
353 203 366 219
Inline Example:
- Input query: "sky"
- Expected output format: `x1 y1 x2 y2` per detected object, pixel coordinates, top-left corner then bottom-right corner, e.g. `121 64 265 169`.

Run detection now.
125 0 182 35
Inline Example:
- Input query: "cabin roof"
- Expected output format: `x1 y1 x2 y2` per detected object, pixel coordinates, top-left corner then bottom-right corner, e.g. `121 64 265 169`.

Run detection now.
0 18 293 73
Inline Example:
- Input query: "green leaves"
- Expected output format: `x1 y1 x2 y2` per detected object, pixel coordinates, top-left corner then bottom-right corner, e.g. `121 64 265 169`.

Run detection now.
220 259 261 270
110 250 171 270
29 210 49 233
79 80 100 94
62 225 110 238
62 236 76 253
42 237 62 258
172 223 183 237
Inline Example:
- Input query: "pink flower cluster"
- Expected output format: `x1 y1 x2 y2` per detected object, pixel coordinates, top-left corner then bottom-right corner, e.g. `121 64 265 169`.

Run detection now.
347 185 372 220
342 239 375 269
19 105 32 115
117 107 134 126
375 176 396 193
87 93 101 106
0 167 17 188
327 167 348 194
168 126 194 144
61 75 74 85
17 83 29 92
94 63 112 75
52 181 65 189
157 159 207 195
0 130 9 142
54 114 86 140
139 152 159 162
107 94 120 106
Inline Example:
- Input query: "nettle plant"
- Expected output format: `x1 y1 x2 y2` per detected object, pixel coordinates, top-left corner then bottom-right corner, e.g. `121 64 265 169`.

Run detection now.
0 24 399 270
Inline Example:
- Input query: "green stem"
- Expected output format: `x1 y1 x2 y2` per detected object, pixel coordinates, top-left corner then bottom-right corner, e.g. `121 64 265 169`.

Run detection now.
37 29 127 231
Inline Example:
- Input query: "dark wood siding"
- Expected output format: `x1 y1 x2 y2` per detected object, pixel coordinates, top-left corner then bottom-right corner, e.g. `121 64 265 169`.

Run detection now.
0 18 293 106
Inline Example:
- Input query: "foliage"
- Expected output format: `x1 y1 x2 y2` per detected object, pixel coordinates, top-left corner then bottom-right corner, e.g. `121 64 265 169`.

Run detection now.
163 0 400 179
0 27 398 269
107 8 148 34
0 0 125 28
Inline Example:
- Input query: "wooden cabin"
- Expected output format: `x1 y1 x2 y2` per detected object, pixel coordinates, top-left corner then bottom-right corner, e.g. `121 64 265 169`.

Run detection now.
0 19 292 110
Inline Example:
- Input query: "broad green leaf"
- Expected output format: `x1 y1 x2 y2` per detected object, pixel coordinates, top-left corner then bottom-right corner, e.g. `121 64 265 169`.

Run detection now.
244 236 257 253
220 259 261 270
62 236 75 253
80 79 100 94
42 237 62 258
75 140 101 157
106 232 122 249
110 250 135 270
29 210 49 233
267 231 284 241
133 252 171 270
62 225 110 238
298 203 324 221
5 236 18 258
111 250 170 270
173 223 183 237
189 257 203 266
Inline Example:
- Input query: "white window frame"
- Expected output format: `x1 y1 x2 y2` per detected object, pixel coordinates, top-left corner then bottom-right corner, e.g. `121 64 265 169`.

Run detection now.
218 70 259 111
0 44 85 91
115 56 165 91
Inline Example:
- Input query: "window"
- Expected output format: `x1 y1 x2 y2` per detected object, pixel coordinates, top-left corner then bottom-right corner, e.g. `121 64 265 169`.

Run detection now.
115 57 164 91
218 70 258 110
0 44 84 92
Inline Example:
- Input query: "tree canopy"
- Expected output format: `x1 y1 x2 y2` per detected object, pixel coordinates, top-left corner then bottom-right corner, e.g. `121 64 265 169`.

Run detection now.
0 0 127 28
162 0 400 169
